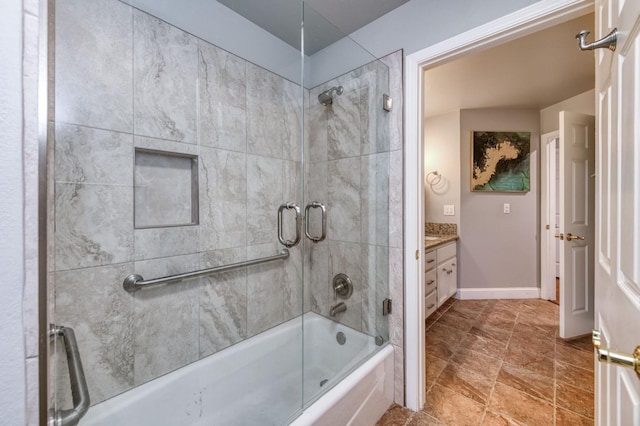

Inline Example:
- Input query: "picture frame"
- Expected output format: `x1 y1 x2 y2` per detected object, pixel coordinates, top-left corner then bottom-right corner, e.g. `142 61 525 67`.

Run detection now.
471 131 531 192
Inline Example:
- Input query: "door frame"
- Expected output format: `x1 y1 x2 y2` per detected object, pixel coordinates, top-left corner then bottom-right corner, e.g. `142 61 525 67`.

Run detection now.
403 0 594 411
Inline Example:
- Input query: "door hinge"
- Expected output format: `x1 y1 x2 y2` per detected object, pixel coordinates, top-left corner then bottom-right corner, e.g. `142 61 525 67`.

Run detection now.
415 250 419 260
382 299 392 316
545 224 550 230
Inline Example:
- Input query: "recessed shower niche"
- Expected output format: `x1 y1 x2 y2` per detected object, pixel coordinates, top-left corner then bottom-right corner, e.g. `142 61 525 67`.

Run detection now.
134 148 199 228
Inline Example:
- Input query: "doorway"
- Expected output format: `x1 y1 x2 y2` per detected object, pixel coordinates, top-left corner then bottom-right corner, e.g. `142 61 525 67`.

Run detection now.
403 0 596 411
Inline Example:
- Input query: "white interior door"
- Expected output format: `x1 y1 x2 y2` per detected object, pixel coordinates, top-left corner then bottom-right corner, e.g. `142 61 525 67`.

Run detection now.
595 0 640 423
541 131 559 301
559 111 595 339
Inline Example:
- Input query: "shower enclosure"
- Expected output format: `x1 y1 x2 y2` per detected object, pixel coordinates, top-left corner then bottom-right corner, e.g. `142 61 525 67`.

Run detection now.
47 0 392 424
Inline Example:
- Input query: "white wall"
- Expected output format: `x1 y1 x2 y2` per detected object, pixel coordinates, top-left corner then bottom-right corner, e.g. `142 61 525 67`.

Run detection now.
423 111 461 228
459 108 540 290
540 88 595 133
0 0 27 423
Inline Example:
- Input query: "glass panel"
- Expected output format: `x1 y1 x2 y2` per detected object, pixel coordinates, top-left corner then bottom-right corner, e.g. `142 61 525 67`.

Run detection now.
301 2 390 407
50 0 304 424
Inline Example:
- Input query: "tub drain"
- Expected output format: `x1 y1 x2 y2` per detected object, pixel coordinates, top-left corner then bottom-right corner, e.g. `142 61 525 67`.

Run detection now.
320 379 328 387
336 331 346 345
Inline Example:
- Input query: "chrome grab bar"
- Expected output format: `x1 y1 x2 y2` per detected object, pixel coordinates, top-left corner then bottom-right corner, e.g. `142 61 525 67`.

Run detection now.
304 201 327 243
49 325 90 426
123 249 290 292
278 203 301 248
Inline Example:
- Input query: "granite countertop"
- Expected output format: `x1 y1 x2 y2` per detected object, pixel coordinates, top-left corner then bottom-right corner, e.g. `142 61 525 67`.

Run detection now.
425 234 458 249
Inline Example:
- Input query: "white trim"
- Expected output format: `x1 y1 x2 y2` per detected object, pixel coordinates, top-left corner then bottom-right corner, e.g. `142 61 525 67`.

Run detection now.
403 0 594 412
456 287 542 300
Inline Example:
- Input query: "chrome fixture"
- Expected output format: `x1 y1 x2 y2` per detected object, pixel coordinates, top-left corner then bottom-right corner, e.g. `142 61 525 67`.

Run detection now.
329 302 347 317
336 332 346 345
318 86 343 106
278 202 302 248
375 335 384 346
382 298 392 316
304 201 327 243
333 273 353 299
576 28 617 51
425 170 442 186
383 94 392 112
49 325 90 426
123 249 290 292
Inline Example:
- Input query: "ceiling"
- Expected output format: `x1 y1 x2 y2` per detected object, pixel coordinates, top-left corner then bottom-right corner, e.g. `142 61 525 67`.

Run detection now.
424 13 595 117
217 0 409 54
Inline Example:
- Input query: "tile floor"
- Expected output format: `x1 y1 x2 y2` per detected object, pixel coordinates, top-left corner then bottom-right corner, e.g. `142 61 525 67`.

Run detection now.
377 298 594 425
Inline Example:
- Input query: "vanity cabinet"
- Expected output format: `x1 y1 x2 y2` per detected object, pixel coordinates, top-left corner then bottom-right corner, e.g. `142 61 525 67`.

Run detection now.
424 250 438 319
425 241 458 319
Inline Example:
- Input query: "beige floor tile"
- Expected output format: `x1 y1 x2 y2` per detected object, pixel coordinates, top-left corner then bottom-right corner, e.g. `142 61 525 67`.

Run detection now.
555 407 594 425
437 363 495 405
437 309 477 332
469 325 511 343
407 410 445 425
556 381 594 419
426 354 448 388
556 342 594 371
376 403 414 426
556 360 594 392
425 384 485 426
460 332 508 358
497 362 554 402
481 411 525 425
451 346 503 379
503 345 555 379
488 383 554 426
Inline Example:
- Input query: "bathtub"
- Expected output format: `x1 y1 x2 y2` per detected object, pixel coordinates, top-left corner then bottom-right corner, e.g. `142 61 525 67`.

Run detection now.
80 312 394 425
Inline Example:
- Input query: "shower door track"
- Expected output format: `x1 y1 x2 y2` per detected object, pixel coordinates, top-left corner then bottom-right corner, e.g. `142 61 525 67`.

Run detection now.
122 249 290 292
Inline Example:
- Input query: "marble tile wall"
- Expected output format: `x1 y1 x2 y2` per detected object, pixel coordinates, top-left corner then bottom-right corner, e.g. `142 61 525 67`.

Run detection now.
52 0 303 406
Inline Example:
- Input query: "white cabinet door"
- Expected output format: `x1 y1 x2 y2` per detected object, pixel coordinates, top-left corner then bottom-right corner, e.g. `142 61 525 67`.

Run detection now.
447 257 457 299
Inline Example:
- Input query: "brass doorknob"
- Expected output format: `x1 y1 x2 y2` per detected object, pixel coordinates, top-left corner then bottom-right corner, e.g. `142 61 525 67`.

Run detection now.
592 330 640 378
566 233 585 241
555 233 564 240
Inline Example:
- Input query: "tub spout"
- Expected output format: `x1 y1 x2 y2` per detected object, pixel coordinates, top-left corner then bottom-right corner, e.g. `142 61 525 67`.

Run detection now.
329 302 347 317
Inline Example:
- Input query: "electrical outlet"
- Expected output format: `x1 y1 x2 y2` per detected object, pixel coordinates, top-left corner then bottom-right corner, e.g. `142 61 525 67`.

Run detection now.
503 203 510 214
444 205 455 216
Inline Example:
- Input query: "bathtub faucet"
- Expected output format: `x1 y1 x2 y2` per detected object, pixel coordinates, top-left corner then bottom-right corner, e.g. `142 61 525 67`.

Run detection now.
329 302 347 317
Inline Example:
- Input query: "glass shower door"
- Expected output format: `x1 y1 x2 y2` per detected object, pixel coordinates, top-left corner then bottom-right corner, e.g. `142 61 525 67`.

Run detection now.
301 2 391 406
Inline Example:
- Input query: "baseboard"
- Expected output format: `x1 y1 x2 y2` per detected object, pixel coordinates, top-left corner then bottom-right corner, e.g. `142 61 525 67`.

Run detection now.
456 287 541 300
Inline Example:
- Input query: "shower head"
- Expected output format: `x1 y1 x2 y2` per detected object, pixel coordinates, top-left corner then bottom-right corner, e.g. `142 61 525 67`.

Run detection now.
318 86 344 106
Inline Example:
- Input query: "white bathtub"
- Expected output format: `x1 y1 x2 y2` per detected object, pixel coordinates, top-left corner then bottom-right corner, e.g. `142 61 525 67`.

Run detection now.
80 312 394 426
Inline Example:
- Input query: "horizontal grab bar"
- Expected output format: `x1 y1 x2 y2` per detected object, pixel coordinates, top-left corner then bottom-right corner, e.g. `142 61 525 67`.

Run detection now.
123 249 290 292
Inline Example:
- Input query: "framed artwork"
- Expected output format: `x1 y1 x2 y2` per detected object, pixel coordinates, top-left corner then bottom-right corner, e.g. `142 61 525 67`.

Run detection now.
471 131 531 192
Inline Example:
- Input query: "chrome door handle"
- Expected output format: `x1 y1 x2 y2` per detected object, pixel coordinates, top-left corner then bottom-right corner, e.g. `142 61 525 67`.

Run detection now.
576 28 617 51
566 233 585 241
593 330 640 378
49 325 90 426
304 201 327 243
278 203 301 248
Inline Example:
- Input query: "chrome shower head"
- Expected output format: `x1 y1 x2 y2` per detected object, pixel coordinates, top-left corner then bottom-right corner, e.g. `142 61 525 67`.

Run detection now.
318 86 344 106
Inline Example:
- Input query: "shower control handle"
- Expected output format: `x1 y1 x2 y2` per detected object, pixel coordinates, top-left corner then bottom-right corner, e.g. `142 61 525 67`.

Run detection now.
304 202 327 243
278 203 301 248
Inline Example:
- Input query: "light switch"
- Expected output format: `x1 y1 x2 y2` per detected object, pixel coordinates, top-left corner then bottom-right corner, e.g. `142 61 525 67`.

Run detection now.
503 203 510 214
444 205 455 216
